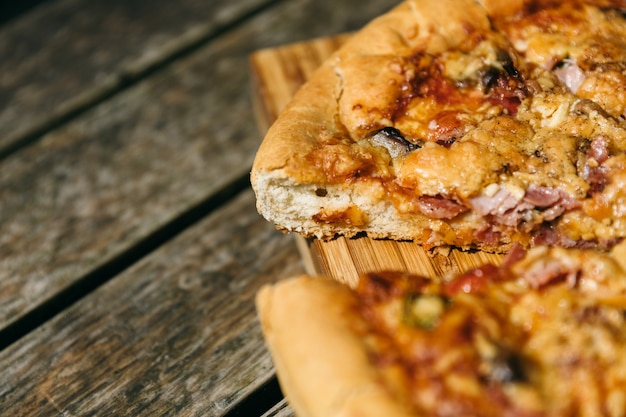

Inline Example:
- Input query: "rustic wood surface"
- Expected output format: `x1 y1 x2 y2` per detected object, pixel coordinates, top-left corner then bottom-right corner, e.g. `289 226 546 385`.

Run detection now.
0 0 400 332
0 0 274 155
250 36 505 287
0 0 402 416
1 190 302 416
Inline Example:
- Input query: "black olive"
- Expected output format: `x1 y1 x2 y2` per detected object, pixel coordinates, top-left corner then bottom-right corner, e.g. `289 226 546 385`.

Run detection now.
379 126 404 139
367 127 422 158
496 49 519 77
480 67 501 92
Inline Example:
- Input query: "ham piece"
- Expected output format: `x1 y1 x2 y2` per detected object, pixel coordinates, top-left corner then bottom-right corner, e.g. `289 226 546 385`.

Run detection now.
554 60 586 94
470 184 580 227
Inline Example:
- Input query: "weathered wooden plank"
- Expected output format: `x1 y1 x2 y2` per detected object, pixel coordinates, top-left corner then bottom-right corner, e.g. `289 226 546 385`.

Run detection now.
0 0 276 155
0 0 401 332
0 190 303 417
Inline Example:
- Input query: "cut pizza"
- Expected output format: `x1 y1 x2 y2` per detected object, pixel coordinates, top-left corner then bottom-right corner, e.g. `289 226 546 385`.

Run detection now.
257 245 626 417
250 0 626 252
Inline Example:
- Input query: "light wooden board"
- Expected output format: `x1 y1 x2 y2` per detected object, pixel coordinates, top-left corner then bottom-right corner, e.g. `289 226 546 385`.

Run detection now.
262 399 295 417
250 36 505 286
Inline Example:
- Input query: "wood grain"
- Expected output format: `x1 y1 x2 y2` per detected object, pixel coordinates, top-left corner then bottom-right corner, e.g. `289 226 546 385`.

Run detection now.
0 0 274 155
0 0 401 332
0 190 303 417
250 36 505 286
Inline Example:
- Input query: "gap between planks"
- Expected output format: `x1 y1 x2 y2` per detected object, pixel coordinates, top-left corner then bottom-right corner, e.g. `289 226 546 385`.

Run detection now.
0 173 252 351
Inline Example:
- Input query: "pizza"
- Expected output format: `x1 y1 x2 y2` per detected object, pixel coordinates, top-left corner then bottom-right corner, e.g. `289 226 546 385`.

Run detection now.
250 0 626 252
256 244 626 417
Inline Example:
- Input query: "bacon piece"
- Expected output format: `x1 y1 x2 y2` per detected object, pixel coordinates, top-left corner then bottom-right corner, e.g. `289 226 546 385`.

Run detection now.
470 187 533 227
471 185 579 227
523 185 580 222
416 195 469 219
443 264 501 296
470 188 520 217
532 226 622 250
523 185 562 207
532 228 569 247
520 257 580 289
502 243 527 268
588 135 609 165
583 135 610 194
475 226 503 246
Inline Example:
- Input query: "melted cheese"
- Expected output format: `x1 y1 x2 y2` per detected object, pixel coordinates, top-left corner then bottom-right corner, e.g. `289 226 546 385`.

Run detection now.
357 248 626 416
308 2 626 248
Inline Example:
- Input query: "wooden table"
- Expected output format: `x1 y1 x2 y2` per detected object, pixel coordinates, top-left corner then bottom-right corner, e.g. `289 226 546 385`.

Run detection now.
0 0 401 415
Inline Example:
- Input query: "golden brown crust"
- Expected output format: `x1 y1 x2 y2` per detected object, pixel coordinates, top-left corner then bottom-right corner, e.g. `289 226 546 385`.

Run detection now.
256 276 416 417
251 62 342 183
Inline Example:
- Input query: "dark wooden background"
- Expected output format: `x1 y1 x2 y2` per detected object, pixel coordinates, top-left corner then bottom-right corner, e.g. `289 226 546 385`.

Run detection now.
0 0 400 415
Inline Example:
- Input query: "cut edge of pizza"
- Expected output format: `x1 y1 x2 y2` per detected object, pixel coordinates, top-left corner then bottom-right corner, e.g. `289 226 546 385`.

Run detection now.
256 243 626 417
250 0 626 252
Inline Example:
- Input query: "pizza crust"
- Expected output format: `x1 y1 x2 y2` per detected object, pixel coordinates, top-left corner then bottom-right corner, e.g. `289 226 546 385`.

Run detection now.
256 276 416 417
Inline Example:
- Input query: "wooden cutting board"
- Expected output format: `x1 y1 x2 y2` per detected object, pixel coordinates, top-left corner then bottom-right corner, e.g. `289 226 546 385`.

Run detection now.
249 35 504 287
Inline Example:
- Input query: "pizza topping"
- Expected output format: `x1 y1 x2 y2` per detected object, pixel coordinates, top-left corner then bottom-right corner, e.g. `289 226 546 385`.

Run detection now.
553 59 586 94
583 135 611 194
366 126 422 158
587 135 610 166
470 183 580 229
443 264 499 296
426 111 468 146
523 185 581 219
518 254 581 289
470 186 522 218
404 294 447 329
416 195 469 219
531 225 593 248
495 1 626 119
353 247 626 417
480 50 529 115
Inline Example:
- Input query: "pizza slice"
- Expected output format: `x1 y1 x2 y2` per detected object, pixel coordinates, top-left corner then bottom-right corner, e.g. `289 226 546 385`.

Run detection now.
250 0 626 252
257 244 626 417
